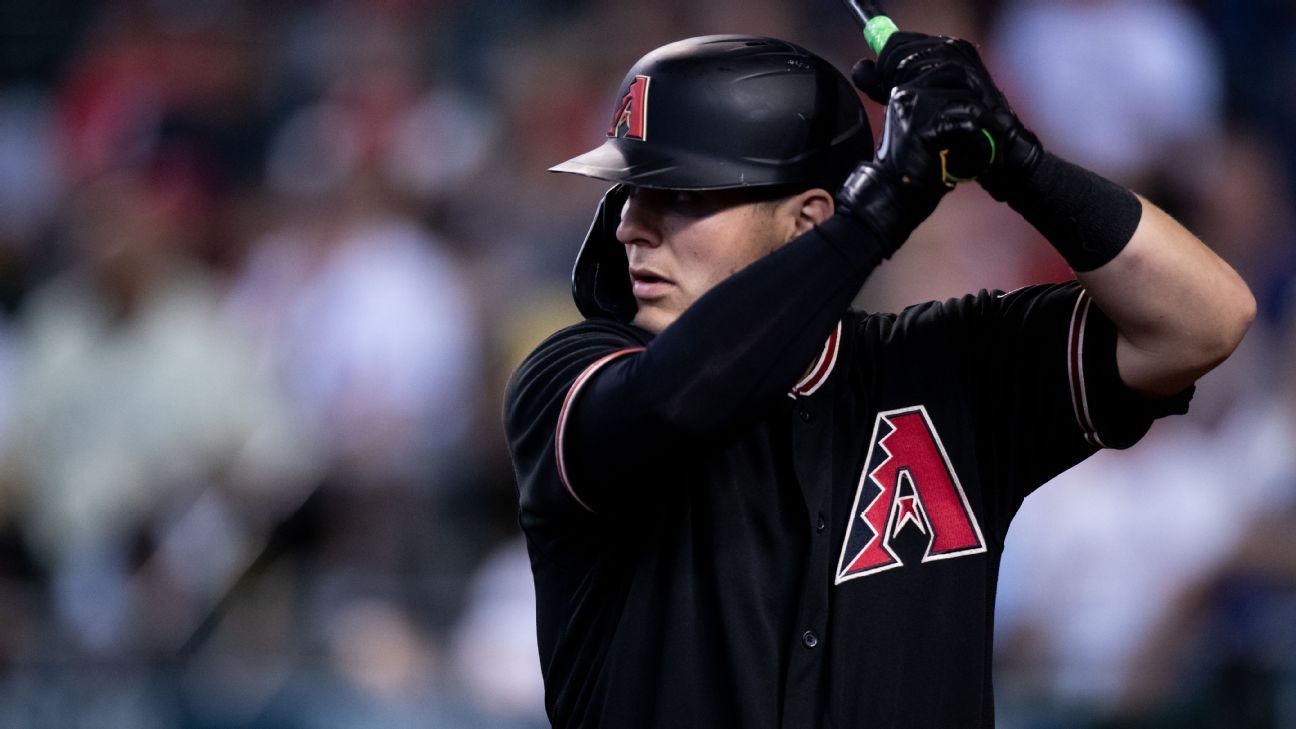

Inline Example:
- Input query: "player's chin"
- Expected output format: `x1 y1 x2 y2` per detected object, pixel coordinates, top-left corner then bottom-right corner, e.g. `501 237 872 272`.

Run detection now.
631 302 679 334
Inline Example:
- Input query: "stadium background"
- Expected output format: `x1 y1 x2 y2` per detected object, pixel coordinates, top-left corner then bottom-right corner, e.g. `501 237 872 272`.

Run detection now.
0 0 1292 726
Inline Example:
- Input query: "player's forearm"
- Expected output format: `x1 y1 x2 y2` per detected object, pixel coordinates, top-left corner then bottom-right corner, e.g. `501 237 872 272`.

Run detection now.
561 214 888 502
573 213 883 449
1077 197 1255 397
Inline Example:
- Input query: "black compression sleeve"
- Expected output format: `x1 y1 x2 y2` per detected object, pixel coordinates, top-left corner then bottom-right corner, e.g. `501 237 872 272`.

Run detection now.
1003 152 1144 272
564 214 886 508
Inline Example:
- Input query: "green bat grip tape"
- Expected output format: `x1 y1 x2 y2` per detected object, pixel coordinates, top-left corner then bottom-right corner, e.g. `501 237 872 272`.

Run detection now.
864 15 899 55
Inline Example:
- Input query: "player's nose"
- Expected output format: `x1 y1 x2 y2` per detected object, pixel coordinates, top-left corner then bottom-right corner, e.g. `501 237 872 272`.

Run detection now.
616 189 662 248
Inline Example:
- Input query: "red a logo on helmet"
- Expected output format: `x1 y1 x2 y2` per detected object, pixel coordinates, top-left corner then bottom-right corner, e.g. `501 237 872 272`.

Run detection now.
835 406 986 584
607 75 650 141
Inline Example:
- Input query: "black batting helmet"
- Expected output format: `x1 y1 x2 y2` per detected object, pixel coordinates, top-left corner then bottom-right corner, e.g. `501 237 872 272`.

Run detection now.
553 35 873 321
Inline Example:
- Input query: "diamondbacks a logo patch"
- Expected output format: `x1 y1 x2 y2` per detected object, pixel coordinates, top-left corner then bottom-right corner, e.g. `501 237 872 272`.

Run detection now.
607 75 650 141
835 406 986 584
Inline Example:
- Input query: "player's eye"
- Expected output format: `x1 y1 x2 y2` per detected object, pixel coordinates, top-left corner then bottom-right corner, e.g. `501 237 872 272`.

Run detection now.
631 188 699 213
628 187 737 219
664 189 730 217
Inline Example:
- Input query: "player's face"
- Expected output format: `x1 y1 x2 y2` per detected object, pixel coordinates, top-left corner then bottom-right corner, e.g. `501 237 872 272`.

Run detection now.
617 187 794 333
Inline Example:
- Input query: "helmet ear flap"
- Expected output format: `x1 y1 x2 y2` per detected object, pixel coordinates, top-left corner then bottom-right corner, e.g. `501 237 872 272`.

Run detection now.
572 185 637 322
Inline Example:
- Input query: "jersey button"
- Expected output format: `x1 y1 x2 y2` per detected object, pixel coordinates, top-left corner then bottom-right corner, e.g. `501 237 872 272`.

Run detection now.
816 513 826 532
798 408 814 423
802 630 819 649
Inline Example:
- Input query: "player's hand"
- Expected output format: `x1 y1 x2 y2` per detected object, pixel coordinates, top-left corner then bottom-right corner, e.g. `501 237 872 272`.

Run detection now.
851 32 1044 200
836 72 983 252
851 32 961 104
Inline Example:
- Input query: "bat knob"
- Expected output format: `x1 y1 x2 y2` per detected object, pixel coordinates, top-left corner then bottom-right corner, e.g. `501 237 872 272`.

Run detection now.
940 129 996 187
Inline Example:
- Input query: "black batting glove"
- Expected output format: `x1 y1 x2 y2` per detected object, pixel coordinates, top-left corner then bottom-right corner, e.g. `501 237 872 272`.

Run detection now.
837 70 985 256
851 32 1044 200
851 32 957 104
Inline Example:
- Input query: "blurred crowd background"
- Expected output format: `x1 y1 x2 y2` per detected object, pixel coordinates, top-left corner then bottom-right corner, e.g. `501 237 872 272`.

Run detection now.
0 0 1292 726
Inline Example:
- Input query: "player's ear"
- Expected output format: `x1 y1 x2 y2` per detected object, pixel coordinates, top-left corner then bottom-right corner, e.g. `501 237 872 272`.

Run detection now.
788 188 834 239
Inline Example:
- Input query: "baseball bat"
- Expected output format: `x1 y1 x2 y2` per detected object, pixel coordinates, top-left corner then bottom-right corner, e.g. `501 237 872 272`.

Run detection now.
840 0 994 185
841 0 899 55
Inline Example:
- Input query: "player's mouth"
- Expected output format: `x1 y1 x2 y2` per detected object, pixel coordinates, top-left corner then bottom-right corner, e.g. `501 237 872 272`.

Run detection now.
630 268 673 300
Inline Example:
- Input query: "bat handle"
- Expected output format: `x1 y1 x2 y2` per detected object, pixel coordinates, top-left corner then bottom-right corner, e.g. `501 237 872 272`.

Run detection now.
841 0 900 55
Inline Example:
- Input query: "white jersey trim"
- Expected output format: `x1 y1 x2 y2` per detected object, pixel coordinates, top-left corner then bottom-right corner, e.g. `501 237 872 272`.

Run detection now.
1066 289 1108 449
790 322 842 398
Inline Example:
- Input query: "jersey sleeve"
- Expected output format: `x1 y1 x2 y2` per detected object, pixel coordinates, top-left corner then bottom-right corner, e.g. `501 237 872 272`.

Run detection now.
504 320 649 525
953 282 1192 503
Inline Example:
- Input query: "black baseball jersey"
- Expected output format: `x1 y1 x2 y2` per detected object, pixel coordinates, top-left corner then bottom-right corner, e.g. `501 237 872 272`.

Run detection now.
504 216 1190 728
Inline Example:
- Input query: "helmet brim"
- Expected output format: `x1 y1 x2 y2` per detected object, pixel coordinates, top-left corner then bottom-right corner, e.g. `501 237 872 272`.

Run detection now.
550 137 798 191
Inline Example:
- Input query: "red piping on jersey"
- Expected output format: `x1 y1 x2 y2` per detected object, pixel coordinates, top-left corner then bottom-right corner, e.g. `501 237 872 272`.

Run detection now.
555 348 645 512
1067 290 1108 448
791 322 842 398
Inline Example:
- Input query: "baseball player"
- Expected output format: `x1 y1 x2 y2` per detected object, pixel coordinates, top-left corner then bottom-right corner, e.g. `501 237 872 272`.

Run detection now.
504 33 1254 728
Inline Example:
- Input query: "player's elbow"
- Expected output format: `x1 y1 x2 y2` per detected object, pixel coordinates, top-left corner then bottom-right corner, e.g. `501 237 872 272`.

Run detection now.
1204 277 1256 364
1119 279 1255 398
1175 255 1257 365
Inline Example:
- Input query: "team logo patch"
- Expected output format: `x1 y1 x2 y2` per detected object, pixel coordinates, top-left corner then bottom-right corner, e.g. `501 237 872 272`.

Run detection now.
835 406 986 584
607 75 650 141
